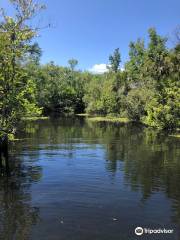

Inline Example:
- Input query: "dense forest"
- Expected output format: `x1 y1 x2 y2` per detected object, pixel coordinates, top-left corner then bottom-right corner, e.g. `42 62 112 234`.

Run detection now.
0 0 180 150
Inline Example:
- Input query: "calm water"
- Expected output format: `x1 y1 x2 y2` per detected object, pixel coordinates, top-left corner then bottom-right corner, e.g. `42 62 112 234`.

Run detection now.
0 117 180 240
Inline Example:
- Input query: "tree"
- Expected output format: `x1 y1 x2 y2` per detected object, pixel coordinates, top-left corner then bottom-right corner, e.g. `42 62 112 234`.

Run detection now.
108 48 121 73
68 58 78 71
142 28 169 89
125 39 145 85
125 88 153 121
84 74 118 115
173 25 180 46
35 63 86 115
25 42 42 65
0 0 45 152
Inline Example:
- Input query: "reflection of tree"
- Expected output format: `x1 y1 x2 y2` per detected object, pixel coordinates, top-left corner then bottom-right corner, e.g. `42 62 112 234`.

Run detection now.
86 120 180 224
11 117 180 227
0 153 42 240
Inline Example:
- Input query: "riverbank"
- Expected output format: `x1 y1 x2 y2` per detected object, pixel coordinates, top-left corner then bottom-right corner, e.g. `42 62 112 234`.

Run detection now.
76 114 180 137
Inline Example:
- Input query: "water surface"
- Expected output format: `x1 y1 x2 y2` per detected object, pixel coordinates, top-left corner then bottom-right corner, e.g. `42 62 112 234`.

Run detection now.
0 117 180 240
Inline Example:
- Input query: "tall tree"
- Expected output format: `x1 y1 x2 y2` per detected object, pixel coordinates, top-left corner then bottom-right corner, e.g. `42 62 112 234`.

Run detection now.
143 28 169 89
108 48 121 73
68 58 78 71
0 0 45 145
125 39 145 85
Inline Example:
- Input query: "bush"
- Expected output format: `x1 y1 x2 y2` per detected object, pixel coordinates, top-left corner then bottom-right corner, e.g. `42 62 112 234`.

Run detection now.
144 85 180 129
125 88 153 121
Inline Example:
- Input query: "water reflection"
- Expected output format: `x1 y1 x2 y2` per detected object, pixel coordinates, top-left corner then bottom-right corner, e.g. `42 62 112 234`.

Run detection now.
0 151 42 239
87 121 180 224
0 117 179 240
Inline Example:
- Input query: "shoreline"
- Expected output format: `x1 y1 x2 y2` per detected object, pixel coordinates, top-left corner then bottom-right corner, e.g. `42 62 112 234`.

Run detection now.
76 114 180 137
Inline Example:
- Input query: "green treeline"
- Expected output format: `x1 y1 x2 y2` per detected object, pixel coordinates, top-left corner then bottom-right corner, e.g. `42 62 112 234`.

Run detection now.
0 0 180 144
21 28 180 130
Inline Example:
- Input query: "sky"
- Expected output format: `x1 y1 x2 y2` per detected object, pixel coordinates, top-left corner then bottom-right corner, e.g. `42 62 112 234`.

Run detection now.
1 0 180 73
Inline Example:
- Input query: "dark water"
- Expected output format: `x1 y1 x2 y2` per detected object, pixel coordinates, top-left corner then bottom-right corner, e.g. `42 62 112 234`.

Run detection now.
0 117 180 240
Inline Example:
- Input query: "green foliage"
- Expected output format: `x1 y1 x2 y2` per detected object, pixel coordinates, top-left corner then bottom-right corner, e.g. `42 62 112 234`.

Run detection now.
34 62 86 114
83 75 104 114
121 28 179 129
83 28 179 130
125 88 153 121
84 74 118 115
125 39 145 84
144 75 180 129
143 28 169 88
0 1 44 137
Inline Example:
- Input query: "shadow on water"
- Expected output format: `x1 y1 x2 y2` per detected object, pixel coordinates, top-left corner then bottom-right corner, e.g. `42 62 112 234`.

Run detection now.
0 141 42 240
0 117 180 240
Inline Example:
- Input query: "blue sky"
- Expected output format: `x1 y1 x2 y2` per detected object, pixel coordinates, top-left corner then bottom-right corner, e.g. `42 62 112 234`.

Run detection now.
1 0 180 72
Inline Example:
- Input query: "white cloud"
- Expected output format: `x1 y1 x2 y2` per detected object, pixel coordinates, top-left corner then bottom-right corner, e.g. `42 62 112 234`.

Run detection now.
89 63 109 74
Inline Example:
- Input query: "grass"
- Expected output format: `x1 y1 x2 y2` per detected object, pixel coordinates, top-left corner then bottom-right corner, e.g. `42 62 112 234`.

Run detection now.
76 113 130 123
76 113 90 116
87 116 130 123
22 116 49 121
11 138 32 141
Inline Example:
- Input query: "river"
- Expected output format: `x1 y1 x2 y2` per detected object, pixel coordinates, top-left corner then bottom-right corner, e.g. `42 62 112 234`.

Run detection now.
0 117 180 240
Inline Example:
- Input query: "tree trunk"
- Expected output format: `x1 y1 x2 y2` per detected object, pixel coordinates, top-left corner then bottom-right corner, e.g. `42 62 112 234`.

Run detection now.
0 135 9 174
